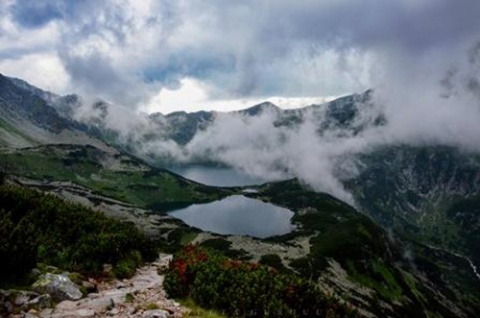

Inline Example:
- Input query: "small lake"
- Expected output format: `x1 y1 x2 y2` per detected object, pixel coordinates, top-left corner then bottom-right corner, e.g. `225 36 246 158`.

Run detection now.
169 195 295 238
168 165 270 187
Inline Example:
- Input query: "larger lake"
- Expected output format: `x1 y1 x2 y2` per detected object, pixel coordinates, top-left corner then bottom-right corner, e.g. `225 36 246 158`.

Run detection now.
169 195 295 238
168 165 271 187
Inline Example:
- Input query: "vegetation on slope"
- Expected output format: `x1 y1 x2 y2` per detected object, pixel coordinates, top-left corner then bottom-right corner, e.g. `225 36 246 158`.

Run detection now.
345 145 480 263
164 245 358 318
0 144 231 212
249 179 480 317
0 181 157 285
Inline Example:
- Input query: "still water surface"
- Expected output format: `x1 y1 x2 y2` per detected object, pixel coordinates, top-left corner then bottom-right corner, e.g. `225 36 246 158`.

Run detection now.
169 195 295 238
168 165 270 187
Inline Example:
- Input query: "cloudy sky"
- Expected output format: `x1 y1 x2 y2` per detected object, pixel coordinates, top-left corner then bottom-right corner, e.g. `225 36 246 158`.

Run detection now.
1 0 480 113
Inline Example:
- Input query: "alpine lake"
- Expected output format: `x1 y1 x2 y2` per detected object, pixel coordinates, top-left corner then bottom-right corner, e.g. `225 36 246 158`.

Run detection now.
167 165 294 238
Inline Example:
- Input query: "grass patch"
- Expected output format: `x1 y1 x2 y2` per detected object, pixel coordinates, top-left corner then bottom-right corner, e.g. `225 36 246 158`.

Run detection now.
144 303 160 310
199 238 251 260
181 232 198 245
347 260 403 301
180 298 227 318
0 145 231 212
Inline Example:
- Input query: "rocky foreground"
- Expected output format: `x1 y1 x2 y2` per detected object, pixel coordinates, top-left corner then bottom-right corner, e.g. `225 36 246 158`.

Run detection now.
1 255 190 318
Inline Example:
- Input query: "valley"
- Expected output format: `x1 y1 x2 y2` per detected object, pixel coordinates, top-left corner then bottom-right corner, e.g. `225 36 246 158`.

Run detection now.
0 73 478 317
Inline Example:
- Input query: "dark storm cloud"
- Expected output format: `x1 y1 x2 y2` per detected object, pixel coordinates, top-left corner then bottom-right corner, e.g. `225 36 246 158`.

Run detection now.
263 0 480 52
10 1 63 28
4 0 480 200
4 0 480 106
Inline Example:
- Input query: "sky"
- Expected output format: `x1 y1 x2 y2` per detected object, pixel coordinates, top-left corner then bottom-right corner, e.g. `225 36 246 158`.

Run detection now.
1 0 480 200
2 0 479 114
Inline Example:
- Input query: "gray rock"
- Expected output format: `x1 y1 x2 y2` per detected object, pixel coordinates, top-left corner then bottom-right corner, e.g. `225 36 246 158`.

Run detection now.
26 294 52 310
74 308 95 317
108 307 120 316
32 273 82 301
39 308 53 318
3 300 13 314
142 309 169 318
103 264 113 275
106 297 115 310
81 281 96 293
14 291 38 306
45 265 59 273
29 268 42 280
0 290 46 314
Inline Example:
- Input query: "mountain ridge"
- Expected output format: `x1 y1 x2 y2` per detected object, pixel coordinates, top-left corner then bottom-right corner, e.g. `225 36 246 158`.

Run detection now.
0 74 479 317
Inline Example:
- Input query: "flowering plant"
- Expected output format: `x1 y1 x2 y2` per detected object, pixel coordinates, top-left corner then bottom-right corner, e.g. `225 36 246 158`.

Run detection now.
164 245 358 318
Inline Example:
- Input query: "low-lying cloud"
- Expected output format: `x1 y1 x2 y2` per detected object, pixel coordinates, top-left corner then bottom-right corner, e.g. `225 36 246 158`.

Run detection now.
3 0 480 112
3 1 480 201
78 40 480 203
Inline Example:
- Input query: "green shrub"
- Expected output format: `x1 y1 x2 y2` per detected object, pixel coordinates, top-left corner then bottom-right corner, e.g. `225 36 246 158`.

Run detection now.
0 184 157 284
114 258 137 279
125 293 135 303
165 246 358 318
259 254 288 272
199 238 251 260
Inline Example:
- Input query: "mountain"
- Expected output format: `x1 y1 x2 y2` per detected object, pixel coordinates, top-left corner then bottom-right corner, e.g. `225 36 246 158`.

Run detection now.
0 74 479 317
0 73 232 210
192 179 480 317
345 145 480 269
27 79 379 152
0 75 106 149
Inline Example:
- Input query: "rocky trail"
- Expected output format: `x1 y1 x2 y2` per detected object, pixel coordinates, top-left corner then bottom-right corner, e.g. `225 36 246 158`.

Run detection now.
2 255 190 318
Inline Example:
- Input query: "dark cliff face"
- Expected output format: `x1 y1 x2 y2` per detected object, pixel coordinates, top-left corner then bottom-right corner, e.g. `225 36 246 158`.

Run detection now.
0 74 70 133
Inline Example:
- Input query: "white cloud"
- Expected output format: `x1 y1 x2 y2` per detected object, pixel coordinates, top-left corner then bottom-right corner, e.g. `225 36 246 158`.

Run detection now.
144 77 339 114
144 78 208 113
0 52 70 93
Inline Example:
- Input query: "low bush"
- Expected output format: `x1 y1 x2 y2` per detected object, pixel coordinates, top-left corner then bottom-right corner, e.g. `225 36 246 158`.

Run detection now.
0 184 157 284
164 245 358 318
258 254 288 272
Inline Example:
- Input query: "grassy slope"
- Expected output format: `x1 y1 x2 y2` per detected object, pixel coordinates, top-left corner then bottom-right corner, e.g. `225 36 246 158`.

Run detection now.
245 180 479 318
0 141 477 316
0 182 157 287
345 146 480 266
0 144 232 212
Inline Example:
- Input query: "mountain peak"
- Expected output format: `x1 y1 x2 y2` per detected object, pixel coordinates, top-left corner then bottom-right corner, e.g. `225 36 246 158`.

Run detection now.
241 101 280 116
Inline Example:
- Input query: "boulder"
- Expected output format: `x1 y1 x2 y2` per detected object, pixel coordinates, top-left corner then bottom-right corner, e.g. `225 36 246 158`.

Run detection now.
81 281 96 294
26 294 52 310
142 309 169 318
13 290 38 306
32 273 82 301
0 289 52 315
73 308 95 317
29 268 42 280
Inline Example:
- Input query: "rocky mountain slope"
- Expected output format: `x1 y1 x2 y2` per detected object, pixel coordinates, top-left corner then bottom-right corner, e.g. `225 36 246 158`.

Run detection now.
25 70 477 278
0 75 107 150
345 145 480 270
0 74 479 317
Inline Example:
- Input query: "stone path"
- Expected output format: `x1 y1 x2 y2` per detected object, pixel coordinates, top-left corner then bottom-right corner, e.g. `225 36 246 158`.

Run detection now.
19 255 189 318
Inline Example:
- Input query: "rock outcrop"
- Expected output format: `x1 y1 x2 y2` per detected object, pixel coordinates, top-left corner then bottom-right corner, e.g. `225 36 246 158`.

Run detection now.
3 254 189 318
0 290 51 316
32 273 83 302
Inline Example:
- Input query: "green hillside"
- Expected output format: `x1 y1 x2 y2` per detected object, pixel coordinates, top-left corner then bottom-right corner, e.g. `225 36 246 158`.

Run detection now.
0 181 157 284
0 144 232 212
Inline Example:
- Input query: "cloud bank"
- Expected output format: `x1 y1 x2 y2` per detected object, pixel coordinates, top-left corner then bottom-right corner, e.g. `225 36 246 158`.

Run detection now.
2 1 480 201
2 0 479 112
